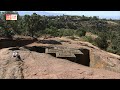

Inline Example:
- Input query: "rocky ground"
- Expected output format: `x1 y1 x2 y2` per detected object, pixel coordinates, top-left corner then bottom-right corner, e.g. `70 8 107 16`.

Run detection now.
0 37 120 79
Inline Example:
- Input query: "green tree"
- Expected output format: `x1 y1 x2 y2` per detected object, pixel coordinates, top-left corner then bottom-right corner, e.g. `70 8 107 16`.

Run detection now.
76 29 86 37
1 11 21 36
95 33 108 50
23 13 46 37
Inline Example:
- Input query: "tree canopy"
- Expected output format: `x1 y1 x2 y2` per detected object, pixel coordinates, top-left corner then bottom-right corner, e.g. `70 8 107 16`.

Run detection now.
0 11 120 55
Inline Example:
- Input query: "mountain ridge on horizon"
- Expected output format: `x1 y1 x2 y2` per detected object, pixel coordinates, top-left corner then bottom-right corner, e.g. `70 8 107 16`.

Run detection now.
18 11 120 20
18 11 63 16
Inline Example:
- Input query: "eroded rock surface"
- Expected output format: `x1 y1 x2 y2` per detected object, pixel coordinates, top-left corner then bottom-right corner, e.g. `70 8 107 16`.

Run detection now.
0 37 120 79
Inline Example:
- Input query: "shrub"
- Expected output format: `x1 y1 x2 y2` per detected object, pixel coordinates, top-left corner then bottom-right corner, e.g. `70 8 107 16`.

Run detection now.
107 46 117 54
76 29 86 37
82 36 93 43
94 37 108 50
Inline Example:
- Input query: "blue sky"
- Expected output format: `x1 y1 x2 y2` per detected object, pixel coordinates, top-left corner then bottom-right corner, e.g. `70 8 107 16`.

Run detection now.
18 11 120 19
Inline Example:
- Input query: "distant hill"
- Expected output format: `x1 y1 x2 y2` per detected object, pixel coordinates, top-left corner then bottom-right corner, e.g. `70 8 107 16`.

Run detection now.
18 11 120 20
18 11 63 16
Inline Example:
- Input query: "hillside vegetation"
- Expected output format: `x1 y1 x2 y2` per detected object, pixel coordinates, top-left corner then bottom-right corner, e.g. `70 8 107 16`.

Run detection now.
0 11 120 55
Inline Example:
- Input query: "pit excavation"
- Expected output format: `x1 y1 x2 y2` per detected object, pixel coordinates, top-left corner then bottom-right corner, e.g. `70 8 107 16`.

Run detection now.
22 46 91 67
